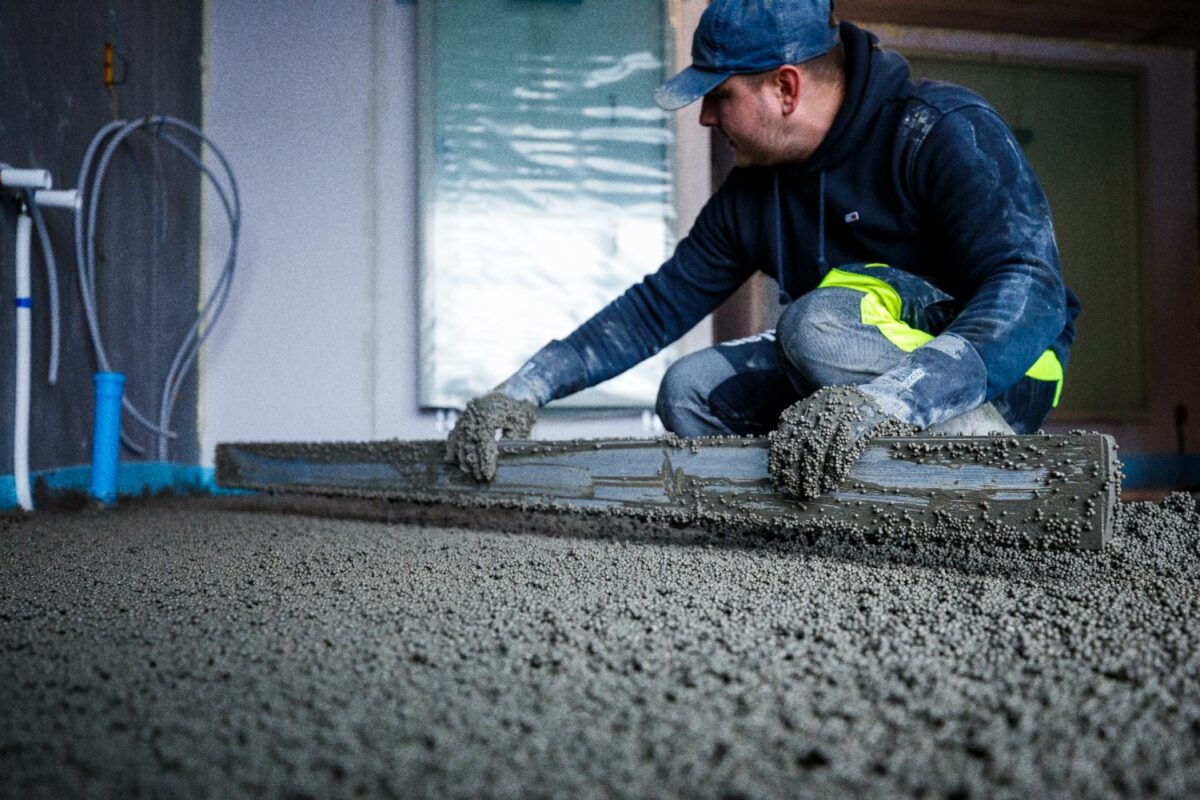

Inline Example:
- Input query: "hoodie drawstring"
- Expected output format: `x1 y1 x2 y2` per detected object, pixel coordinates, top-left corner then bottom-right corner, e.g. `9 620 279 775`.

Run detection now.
816 170 828 274
773 175 789 305
774 170 829 305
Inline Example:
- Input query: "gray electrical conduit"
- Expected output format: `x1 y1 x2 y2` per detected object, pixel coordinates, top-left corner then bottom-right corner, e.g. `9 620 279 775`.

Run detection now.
74 116 240 459
150 129 240 460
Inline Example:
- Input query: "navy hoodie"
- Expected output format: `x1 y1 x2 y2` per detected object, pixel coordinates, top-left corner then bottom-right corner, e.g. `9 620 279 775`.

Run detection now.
514 22 1079 427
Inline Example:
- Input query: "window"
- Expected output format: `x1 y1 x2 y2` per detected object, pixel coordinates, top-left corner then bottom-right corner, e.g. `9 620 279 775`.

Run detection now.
418 0 678 408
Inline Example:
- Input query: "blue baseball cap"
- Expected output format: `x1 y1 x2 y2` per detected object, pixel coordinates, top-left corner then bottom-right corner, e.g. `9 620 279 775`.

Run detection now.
655 0 839 111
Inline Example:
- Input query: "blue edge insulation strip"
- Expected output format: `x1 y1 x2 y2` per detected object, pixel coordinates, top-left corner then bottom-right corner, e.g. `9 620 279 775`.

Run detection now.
0 463 249 510
1 455 1198 510
1119 455 1200 493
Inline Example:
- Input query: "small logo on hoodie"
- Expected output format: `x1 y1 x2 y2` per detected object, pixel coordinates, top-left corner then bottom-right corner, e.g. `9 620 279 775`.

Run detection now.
844 211 860 223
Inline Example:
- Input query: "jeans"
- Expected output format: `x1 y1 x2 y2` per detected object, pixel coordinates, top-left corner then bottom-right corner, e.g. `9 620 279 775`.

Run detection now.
655 266 1058 437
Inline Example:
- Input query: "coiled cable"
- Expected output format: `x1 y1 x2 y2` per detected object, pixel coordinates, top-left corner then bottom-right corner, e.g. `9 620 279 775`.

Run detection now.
74 116 240 459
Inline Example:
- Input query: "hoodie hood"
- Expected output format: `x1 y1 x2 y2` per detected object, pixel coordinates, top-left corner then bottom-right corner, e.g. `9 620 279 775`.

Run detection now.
787 21 912 177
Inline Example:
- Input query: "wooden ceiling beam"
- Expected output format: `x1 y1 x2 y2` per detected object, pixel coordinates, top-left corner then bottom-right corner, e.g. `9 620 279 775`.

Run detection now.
839 1 1200 49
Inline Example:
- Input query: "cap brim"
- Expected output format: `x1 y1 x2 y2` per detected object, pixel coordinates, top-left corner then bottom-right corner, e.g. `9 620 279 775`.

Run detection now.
653 66 729 111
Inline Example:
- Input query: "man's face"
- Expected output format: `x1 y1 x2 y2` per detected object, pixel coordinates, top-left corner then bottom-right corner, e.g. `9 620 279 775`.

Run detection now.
699 74 789 167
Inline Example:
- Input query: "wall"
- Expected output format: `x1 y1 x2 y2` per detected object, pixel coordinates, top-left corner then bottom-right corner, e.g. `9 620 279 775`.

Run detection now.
0 0 203 474
201 1 414 455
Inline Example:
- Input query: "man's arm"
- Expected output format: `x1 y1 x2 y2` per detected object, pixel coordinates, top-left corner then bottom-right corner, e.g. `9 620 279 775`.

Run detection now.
859 105 1068 429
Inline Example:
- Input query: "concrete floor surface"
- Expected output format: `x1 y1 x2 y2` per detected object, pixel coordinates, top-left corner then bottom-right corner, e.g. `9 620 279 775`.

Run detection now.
1 495 1199 798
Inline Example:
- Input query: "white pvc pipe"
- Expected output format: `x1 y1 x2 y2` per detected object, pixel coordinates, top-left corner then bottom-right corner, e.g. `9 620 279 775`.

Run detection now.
14 209 33 511
34 189 80 210
0 168 52 191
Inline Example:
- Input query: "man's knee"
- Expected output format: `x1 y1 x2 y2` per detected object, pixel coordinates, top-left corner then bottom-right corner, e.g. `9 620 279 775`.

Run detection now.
655 356 695 427
655 350 723 435
775 287 867 385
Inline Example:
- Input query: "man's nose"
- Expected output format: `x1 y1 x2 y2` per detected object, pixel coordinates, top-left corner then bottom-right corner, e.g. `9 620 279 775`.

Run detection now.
698 96 717 127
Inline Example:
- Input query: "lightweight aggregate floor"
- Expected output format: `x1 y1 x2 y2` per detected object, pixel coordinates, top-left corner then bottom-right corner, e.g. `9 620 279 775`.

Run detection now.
1 494 1198 799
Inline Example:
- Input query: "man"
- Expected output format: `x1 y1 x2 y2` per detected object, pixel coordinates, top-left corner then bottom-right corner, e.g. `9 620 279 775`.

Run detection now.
446 0 1079 500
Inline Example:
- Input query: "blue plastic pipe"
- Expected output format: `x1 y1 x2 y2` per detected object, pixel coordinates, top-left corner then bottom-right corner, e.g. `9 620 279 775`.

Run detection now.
90 372 125 504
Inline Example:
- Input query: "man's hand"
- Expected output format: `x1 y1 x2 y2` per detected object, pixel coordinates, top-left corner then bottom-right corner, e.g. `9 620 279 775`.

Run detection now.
768 386 915 500
445 392 537 482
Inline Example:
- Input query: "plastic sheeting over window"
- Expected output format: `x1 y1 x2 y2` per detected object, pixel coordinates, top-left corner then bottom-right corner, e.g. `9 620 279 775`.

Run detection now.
418 0 677 408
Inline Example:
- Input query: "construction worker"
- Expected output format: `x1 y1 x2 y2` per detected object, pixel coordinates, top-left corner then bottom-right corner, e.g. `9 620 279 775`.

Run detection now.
447 0 1078 500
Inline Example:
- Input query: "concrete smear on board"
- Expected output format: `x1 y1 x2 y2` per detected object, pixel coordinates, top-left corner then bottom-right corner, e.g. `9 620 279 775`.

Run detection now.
1 495 1198 798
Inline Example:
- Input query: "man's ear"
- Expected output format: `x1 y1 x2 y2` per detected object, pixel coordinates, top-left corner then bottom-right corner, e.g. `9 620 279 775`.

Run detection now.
775 64 803 115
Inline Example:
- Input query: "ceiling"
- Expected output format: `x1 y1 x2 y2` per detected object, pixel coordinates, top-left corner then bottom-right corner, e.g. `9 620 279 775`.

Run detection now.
839 1 1200 50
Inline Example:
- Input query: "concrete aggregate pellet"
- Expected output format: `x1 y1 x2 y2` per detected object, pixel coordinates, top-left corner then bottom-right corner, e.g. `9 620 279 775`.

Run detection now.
1 493 1198 799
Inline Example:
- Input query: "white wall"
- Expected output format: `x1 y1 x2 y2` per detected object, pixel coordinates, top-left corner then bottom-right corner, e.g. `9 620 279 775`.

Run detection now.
200 1 698 465
201 1 411 457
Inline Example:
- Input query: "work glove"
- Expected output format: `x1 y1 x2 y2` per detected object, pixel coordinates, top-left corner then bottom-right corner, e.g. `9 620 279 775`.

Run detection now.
768 385 915 501
445 392 537 482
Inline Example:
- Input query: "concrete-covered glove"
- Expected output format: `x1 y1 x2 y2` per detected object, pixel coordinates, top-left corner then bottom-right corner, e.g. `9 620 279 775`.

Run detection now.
768 385 915 500
445 392 537 482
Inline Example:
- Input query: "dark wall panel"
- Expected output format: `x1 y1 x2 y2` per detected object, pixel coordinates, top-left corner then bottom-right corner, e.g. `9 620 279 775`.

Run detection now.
0 1 203 471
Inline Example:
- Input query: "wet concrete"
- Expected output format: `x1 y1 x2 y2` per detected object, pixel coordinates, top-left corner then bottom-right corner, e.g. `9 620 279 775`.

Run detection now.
2 494 1198 798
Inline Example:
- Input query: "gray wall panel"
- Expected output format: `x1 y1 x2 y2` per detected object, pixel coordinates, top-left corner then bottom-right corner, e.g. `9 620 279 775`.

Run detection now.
0 1 203 471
